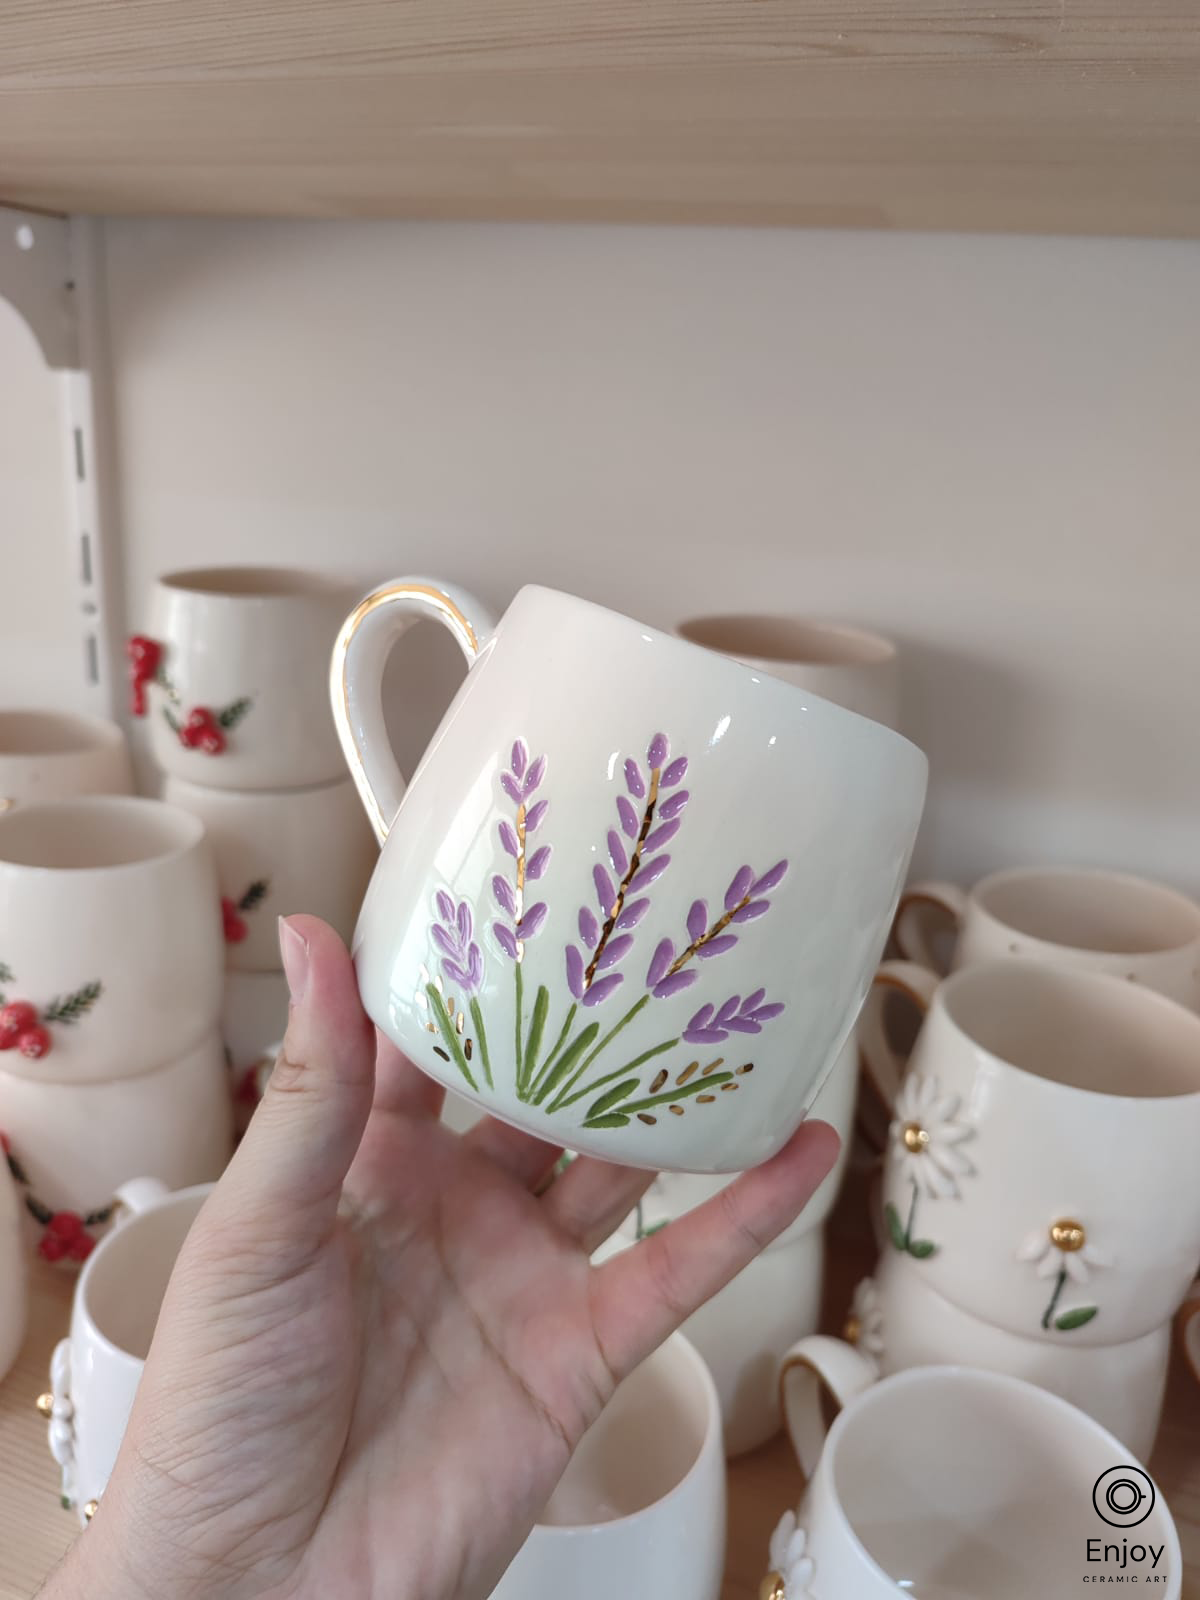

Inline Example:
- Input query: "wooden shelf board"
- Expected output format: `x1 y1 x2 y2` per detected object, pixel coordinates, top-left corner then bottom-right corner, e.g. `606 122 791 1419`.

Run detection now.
1 2 1199 233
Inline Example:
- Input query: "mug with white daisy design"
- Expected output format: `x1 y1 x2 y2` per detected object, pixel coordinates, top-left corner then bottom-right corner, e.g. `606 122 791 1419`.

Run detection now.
874 959 1200 1346
334 579 926 1172
762 1364 1182 1598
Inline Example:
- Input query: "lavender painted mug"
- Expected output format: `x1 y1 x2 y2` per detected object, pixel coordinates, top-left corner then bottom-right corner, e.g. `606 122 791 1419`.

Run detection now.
332 581 927 1172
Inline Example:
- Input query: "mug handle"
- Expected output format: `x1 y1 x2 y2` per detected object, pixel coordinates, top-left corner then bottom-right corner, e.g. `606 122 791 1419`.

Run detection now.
1177 1281 1200 1386
112 1177 170 1218
893 880 967 973
856 960 939 1119
331 577 500 844
778 1335 878 1480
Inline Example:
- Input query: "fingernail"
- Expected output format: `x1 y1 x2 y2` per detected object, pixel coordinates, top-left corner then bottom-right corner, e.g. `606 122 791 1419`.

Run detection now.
278 916 310 1004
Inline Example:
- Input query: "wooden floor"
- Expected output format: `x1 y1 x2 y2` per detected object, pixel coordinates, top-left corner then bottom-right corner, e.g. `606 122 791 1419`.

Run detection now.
2 1178 1197 1599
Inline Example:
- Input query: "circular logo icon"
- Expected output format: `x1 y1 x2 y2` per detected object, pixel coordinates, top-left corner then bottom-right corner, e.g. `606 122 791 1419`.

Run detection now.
1093 1466 1156 1528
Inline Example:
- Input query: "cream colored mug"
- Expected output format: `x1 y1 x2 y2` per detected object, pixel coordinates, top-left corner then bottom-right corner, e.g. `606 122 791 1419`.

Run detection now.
44 1181 210 1522
334 579 926 1173
675 614 899 729
0 797 223 1081
0 1147 24 1380
810 1248 1171 1460
765 1362 1182 1598
867 960 1200 1347
488 1332 724 1600
0 710 132 812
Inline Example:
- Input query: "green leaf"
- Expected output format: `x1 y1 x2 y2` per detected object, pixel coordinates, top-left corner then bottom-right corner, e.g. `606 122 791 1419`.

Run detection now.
884 1201 907 1252
162 705 181 735
0 962 13 985
582 1112 630 1129
907 1238 938 1259
584 1078 639 1121
238 879 270 913
523 986 550 1092
644 1219 668 1237
469 999 493 1089
424 983 479 1092
1055 1305 1099 1331
532 1022 601 1105
605 1072 734 1120
43 980 103 1025
217 696 253 730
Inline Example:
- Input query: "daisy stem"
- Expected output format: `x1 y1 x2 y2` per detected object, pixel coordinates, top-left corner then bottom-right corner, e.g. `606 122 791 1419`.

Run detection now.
904 1179 919 1249
1042 1266 1068 1331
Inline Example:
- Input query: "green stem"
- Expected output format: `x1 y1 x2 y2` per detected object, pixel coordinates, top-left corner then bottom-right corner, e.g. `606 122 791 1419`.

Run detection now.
469 999 493 1089
531 1022 601 1105
550 1036 678 1112
549 993 651 1108
513 964 525 1091
522 986 550 1095
426 983 479 1091
1042 1266 1068 1331
583 1071 733 1126
525 1003 577 1102
904 1179 919 1249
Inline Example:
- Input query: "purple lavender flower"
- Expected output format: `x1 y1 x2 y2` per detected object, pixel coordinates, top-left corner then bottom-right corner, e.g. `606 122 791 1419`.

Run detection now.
565 732 690 1007
492 740 551 960
640 857 788 1001
682 990 785 1044
431 890 484 995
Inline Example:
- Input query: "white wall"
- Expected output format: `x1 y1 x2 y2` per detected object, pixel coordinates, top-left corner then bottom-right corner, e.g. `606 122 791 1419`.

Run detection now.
3 220 1199 887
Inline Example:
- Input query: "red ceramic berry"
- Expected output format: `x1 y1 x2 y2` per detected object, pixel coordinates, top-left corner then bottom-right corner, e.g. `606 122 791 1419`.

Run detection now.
38 1231 68 1263
17 1025 52 1060
221 897 248 944
185 707 216 733
0 1131 10 1155
69 1232 96 1263
126 635 161 674
199 727 226 755
0 1000 38 1048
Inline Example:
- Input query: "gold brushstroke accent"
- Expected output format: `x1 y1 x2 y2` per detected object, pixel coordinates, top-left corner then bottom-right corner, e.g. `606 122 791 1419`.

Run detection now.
1050 1219 1087 1252
721 1082 738 1092
701 1058 725 1077
668 1104 684 1116
902 1121 929 1153
426 1022 437 1034
464 1039 473 1061
637 1112 657 1125
736 1063 754 1075
844 1312 863 1345
584 763 662 989
331 580 482 844
455 1011 465 1035
35 1393 53 1418
760 1577 786 1600
83 1501 99 1523
697 1094 715 1104
675 1061 700 1085
650 1069 668 1093
433 1046 450 1061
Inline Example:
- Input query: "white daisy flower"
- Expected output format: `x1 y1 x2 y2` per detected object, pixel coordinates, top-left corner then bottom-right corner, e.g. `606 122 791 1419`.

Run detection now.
1017 1218 1111 1284
760 1510 816 1600
844 1276 885 1368
888 1073 974 1199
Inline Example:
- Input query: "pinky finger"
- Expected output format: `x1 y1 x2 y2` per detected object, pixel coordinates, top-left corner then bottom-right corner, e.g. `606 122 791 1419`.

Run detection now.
589 1121 840 1381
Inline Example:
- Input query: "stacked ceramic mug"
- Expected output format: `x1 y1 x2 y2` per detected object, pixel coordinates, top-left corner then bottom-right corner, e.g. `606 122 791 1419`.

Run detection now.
824 865 1200 1460
130 567 379 1096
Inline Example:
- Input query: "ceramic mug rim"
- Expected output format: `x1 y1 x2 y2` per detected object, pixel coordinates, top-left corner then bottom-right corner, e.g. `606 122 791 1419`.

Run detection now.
74 1183 213 1373
523 1331 720 1537
0 709 126 761
0 795 206 877
820 1364 1180 1588
675 613 897 669
157 565 354 602
934 957 1200 1107
510 587 920 766
970 865 1200 959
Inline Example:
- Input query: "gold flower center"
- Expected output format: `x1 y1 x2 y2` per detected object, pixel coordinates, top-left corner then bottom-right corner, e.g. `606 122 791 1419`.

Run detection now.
1050 1219 1086 1252
759 1577 787 1600
844 1313 862 1346
901 1120 929 1153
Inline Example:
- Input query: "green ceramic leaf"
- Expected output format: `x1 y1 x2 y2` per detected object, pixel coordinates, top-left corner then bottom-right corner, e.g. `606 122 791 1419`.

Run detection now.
1055 1305 1098 1331
584 1078 639 1120
884 1201 907 1252
907 1239 937 1259
583 1112 631 1129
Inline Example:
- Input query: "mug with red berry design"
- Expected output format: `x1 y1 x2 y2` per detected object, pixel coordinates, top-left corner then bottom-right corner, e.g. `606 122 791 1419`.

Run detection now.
163 773 377 971
138 566 357 791
0 797 223 1081
333 579 927 1173
0 1136 25 1381
0 709 133 811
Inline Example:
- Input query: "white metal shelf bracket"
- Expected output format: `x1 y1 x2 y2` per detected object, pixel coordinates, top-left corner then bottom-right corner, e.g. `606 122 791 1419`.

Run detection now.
0 207 122 718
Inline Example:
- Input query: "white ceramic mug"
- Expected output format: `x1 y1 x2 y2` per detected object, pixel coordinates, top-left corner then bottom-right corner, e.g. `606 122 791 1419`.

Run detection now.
0 710 133 811
765 1362 1181 1598
675 615 899 729
895 864 1200 1008
814 1248 1171 1460
0 1031 232 1261
45 1180 210 1521
868 960 1200 1346
138 566 357 791
163 774 378 972
0 1143 25 1380
334 579 926 1173
487 1332 724 1600
1178 1282 1200 1388
0 797 223 1081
